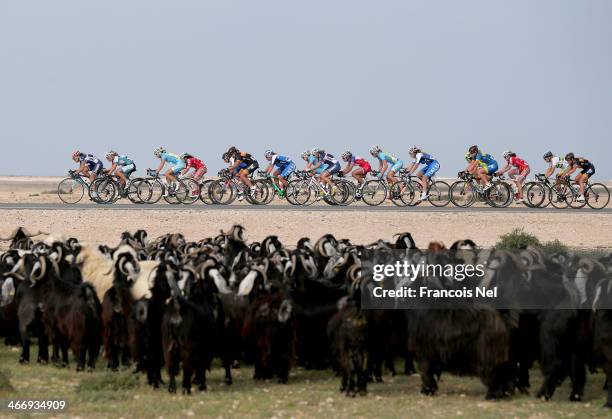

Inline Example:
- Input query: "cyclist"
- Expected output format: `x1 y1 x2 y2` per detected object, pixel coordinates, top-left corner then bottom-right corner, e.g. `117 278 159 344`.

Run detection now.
310 148 341 190
153 146 184 196
227 148 259 199
543 151 569 178
264 150 296 190
562 153 595 202
369 145 402 186
71 151 104 182
406 146 440 201
179 153 207 182
340 151 371 198
468 145 498 190
104 150 136 192
497 150 530 203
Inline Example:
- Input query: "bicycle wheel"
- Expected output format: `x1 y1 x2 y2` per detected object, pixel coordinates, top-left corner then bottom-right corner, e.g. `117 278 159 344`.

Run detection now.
524 182 548 208
138 179 162 204
329 181 351 205
164 180 188 204
285 180 301 205
449 181 476 208
586 183 610 210
199 180 215 205
485 182 512 208
90 177 117 204
209 180 236 205
179 178 201 205
338 180 356 206
126 178 144 204
361 180 387 206
247 180 271 205
291 180 313 205
57 178 85 204
568 182 587 209
389 180 413 206
549 183 572 209
428 180 451 207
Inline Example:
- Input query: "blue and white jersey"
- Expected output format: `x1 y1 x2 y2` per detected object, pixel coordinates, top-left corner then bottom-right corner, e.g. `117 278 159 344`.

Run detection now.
377 151 399 164
79 154 102 170
270 154 293 169
160 151 181 165
319 153 338 166
414 152 436 165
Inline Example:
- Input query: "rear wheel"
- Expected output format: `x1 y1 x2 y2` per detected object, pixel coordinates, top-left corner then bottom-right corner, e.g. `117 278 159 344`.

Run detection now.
389 180 413 206
450 181 476 207
163 180 188 204
247 180 270 205
90 178 117 204
57 178 85 204
179 178 201 205
485 182 512 207
549 183 572 209
138 179 163 204
361 180 387 206
293 181 314 205
568 182 587 209
126 178 144 204
199 180 215 205
586 183 610 210
285 180 301 205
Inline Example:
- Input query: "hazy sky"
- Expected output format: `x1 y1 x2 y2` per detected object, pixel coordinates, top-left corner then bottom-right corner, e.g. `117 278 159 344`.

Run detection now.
1 1 611 178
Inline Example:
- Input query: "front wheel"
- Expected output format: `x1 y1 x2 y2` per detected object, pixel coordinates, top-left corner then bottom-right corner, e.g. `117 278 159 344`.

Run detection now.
361 180 388 206
449 181 476 208
209 180 236 205
179 178 201 205
586 183 610 210
485 182 512 208
57 178 85 204
428 181 451 207
524 182 548 208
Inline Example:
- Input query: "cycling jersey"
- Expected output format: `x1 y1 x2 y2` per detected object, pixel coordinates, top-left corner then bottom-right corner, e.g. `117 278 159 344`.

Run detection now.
185 157 205 170
349 156 371 173
549 156 569 171
508 156 529 172
319 153 338 166
377 152 399 164
113 155 134 166
475 152 497 174
572 157 592 169
414 152 436 165
270 155 293 169
161 152 181 165
308 155 327 174
234 151 254 166
79 154 103 173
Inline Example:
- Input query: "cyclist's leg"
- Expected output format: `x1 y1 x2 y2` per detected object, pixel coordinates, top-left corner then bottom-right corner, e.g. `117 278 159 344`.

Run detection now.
352 167 365 184
419 161 439 198
279 163 295 189
516 167 529 198
387 160 403 185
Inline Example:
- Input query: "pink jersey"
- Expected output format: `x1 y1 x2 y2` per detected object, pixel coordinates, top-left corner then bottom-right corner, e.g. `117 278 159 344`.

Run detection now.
509 156 529 172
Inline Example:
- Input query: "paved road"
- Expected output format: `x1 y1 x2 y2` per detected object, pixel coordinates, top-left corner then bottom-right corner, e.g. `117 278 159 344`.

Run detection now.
0 202 610 214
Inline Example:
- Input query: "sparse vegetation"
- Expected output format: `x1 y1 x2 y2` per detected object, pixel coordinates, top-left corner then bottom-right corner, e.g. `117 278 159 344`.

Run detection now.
0 369 14 392
495 228 540 249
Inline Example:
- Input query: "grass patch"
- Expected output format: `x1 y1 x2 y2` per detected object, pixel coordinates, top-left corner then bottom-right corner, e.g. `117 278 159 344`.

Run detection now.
0 369 14 392
76 370 140 393
540 239 570 255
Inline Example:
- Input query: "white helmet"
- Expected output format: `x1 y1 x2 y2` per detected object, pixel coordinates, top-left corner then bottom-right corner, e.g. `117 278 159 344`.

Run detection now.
409 146 419 155
369 145 381 155
105 150 117 159
264 149 275 160
300 150 311 160
153 146 165 157
503 150 513 159
311 147 323 156
179 152 191 160
341 151 352 161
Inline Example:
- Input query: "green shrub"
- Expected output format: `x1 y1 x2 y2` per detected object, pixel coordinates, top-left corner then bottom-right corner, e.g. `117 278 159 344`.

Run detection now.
540 239 570 255
76 371 140 393
0 369 15 392
496 228 540 249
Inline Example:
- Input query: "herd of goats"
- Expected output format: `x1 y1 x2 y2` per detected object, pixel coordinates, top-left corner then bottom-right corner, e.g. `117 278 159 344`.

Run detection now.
0 226 611 408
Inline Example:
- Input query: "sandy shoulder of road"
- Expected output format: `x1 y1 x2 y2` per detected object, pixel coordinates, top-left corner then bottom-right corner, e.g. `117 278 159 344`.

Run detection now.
1 208 610 250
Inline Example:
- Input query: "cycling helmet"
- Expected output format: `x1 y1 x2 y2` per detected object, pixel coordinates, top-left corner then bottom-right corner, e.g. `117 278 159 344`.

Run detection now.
227 146 237 155
222 152 230 162
468 145 479 154
179 152 192 160
311 147 322 156
409 146 419 155
72 150 81 159
264 149 275 160
565 152 575 161
464 152 473 162
369 145 381 155
153 146 165 157
341 151 352 161
300 150 311 160
105 150 117 159
543 151 553 160
503 150 513 160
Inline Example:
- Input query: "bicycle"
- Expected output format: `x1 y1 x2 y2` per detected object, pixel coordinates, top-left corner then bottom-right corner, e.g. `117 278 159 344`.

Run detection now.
207 169 266 205
358 170 410 206
400 171 451 207
288 170 348 206
57 170 116 204
542 174 610 210
90 172 145 204
449 171 512 208
137 169 190 204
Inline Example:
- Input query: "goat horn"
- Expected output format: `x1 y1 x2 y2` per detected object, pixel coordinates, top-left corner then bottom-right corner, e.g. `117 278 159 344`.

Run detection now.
198 259 217 279
289 253 297 277
31 256 47 282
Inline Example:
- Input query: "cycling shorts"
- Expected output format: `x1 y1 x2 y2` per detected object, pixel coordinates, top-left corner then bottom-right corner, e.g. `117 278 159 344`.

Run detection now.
171 162 185 176
323 162 341 175
354 162 371 174
389 160 403 173
421 161 440 178
89 161 104 175
233 162 248 175
118 163 136 177
277 162 296 178
580 164 595 178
